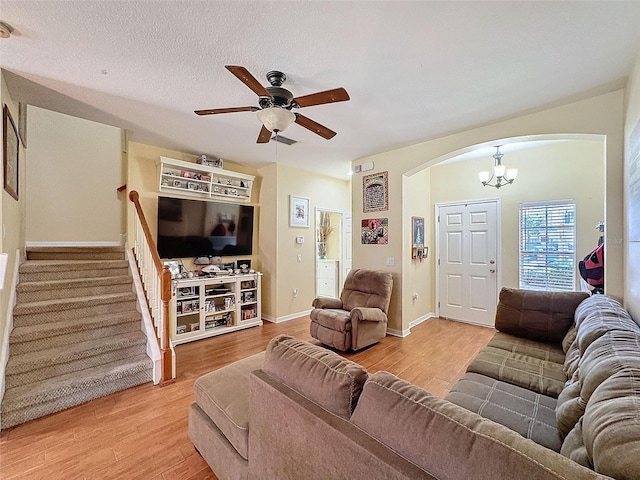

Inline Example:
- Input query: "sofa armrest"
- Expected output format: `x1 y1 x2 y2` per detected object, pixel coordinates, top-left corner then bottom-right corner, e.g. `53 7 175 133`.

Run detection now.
351 307 387 323
312 297 343 309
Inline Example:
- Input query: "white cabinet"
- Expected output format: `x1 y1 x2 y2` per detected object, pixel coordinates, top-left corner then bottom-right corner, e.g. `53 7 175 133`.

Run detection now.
317 260 339 298
170 273 262 345
157 156 254 203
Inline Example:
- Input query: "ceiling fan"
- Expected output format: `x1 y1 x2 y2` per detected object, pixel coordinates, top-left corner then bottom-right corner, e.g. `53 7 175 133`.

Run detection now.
195 65 350 143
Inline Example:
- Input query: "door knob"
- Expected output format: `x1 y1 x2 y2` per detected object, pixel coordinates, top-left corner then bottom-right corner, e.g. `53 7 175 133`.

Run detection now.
489 260 495 264
489 269 495 273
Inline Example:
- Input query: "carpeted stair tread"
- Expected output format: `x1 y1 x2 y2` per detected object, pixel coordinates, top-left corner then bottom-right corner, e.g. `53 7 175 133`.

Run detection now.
9 311 141 344
6 331 147 375
9 321 141 356
19 259 129 273
17 275 132 292
13 292 137 316
27 246 125 253
1 354 152 415
5 344 149 390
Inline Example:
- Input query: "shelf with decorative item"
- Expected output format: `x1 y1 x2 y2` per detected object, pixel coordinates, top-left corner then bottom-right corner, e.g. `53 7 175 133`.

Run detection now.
157 156 254 203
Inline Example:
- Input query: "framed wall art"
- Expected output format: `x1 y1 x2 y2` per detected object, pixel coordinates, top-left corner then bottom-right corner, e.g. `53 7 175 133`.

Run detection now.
3 104 19 201
361 218 388 244
290 195 310 228
412 216 425 248
363 171 388 212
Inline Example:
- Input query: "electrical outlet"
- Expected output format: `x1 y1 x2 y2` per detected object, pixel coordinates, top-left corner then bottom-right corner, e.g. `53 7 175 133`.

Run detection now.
386 257 394 266
293 289 298 298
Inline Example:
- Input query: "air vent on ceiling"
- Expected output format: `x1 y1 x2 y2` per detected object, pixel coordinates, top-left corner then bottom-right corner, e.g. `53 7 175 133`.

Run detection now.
270 135 298 146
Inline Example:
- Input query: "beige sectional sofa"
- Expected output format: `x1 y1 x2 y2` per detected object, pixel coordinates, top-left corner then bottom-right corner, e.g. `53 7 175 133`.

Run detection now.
189 289 640 480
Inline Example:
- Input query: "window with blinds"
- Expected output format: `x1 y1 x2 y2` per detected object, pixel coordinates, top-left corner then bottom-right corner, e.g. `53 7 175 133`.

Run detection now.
519 200 576 291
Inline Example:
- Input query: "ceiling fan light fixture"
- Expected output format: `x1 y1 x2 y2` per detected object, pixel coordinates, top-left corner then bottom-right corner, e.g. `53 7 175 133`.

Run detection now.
257 107 295 133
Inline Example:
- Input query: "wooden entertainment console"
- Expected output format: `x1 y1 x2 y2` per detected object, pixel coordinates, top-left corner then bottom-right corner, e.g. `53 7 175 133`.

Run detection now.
170 272 262 345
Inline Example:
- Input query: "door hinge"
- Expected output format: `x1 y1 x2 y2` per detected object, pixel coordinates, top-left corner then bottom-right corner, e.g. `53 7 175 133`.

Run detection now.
437 215 440 222
438 301 440 308
437 259 440 266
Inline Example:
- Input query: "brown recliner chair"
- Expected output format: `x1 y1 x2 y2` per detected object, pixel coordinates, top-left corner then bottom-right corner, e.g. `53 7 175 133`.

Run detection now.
310 269 393 351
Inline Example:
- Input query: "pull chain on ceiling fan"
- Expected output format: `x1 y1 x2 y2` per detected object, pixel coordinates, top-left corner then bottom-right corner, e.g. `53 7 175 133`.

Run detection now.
195 65 350 143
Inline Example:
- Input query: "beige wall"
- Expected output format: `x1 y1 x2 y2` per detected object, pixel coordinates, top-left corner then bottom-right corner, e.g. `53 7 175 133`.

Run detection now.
26 107 123 244
0 71 27 382
353 91 624 332
429 140 604 297
258 163 278 317
126 141 261 272
258 163 351 320
402 167 432 332
624 47 640 321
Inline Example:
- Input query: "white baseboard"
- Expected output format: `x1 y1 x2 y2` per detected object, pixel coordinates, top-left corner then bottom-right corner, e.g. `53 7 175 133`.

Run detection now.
388 312 436 338
262 309 312 324
0 250 22 430
386 327 411 337
26 241 122 248
409 312 436 329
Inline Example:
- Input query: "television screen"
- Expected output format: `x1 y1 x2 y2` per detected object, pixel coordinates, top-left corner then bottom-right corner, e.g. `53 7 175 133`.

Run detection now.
157 196 254 258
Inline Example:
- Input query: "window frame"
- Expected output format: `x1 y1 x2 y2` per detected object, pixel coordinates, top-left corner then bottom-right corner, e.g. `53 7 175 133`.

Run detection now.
518 199 577 292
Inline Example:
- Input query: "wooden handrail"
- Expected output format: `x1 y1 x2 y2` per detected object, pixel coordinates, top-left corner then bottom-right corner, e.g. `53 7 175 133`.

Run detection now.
129 191 163 271
129 190 174 385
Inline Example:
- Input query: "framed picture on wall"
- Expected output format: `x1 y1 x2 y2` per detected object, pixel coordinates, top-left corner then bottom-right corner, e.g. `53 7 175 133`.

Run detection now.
3 104 19 201
290 195 310 228
363 171 388 213
412 216 425 248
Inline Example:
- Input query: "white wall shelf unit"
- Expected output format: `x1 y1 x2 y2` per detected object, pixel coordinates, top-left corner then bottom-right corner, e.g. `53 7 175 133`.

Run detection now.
157 156 254 203
170 273 262 345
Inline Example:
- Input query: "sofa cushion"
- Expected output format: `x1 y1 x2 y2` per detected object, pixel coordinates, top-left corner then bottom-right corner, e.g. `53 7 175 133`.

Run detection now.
557 330 640 439
488 332 566 364
561 368 640 479
193 351 265 460
446 373 562 452
467 346 567 397
309 308 351 332
262 335 367 419
351 371 604 480
575 295 640 355
494 288 589 344
340 269 393 313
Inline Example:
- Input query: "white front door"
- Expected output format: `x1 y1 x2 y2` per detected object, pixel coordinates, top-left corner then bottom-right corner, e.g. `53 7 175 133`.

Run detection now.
437 200 499 327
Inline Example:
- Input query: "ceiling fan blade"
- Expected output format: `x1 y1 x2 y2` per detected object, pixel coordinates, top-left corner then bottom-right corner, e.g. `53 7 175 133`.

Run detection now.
194 106 258 116
257 125 272 143
294 114 336 139
226 65 271 98
293 87 350 108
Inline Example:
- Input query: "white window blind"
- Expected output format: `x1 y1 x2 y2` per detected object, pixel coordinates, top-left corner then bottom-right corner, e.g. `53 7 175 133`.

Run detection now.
519 201 576 291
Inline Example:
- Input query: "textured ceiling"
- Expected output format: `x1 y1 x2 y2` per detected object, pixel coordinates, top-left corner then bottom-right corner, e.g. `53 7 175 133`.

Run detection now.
2 1 640 179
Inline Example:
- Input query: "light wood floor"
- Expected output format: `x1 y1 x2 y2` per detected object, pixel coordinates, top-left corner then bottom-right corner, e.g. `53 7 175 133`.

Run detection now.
0 317 495 480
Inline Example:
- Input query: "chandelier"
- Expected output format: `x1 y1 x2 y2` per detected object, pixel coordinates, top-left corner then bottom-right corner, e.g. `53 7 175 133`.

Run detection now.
478 146 518 188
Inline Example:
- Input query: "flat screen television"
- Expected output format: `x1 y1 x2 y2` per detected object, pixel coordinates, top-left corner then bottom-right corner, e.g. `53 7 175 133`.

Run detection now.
157 196 254 258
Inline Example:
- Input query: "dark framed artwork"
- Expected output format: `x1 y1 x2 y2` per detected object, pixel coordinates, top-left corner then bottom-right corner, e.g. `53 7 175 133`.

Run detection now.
412 216 425 247
363 171 388 213
361 218 388 244
3 104 19 200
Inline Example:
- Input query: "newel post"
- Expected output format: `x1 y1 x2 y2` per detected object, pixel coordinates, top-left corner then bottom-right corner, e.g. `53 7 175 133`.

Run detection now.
160 266 174 384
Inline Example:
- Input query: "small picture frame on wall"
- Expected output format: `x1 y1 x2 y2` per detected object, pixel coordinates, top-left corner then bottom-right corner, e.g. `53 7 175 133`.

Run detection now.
412 216 425 248
290 195 310 228
3 104 19 201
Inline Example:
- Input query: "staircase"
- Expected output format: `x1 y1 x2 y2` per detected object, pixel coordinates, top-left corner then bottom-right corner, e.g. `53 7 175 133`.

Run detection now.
1 246 152 430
